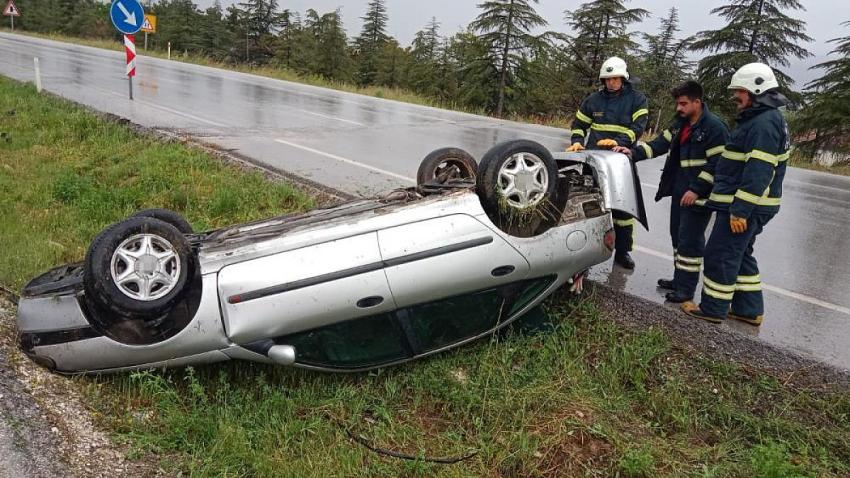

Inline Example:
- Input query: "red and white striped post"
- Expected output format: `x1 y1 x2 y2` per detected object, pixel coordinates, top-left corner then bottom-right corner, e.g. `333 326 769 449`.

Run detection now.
124 34 136 100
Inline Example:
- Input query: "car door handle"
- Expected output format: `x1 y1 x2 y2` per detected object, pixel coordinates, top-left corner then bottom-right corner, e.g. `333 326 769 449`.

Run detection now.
491 265 515 277
356 296 384 308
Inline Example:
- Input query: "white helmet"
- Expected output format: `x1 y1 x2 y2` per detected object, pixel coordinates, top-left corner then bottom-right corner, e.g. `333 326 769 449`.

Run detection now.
599 56 629 80
728 62 779 95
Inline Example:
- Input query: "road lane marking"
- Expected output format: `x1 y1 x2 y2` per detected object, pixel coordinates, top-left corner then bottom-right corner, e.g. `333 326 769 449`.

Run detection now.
632 245 850 316
274 139 416 184
88 85 229 127
297 109 364 126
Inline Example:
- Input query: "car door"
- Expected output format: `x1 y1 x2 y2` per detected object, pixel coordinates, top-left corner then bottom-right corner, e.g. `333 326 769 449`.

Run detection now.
218 232 397 344
377 214 531 307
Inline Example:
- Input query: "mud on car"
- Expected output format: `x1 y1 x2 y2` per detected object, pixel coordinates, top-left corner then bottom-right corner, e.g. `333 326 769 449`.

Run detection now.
17 140 646 373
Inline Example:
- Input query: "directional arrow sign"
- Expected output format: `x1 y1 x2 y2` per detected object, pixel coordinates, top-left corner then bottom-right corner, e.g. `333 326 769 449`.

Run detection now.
109 0 144 35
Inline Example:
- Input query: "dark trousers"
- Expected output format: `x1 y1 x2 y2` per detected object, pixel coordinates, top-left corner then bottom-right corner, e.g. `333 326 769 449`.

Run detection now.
673 206 713 299
699 212 773 318
612 210 635 253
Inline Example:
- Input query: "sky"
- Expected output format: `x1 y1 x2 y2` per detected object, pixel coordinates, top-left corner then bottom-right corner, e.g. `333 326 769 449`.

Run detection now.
195 1 846 87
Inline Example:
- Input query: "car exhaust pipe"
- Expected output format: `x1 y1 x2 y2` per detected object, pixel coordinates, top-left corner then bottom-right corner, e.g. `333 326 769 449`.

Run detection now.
242 339 296 366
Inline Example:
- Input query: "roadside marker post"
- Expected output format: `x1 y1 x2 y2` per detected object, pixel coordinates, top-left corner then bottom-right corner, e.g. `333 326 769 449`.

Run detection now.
2 0 20 31
125 34 136 99
109 0 144 100
33 57 42 92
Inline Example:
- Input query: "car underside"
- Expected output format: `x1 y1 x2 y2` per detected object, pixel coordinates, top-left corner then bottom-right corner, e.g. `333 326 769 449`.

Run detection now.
17 142 646 374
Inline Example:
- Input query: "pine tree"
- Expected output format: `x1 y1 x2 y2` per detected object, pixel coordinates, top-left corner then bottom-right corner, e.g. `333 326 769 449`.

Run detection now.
471 0 548 116
354 0 391 85
199 1 234 61
313 10 354 81
690 0 813 117
565 0 649 90
238 0 285 64
638 8 692 131
410 18 443 96
792 21 850 155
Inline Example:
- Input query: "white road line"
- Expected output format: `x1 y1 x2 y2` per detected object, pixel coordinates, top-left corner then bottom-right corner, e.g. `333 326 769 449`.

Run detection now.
274 139 416 184
632 245 850 316
90 86 229 127
297 109 364 126
641 182 658 190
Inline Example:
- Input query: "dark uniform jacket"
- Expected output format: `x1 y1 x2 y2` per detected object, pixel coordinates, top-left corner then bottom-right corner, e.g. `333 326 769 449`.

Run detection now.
706 92 790 218
631 105 730 203
570 82 649 148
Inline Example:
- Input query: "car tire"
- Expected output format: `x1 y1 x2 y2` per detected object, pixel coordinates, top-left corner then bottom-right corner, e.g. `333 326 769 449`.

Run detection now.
476 139 564 237
416 147 477 185
84 216 194 319
130 208 194 234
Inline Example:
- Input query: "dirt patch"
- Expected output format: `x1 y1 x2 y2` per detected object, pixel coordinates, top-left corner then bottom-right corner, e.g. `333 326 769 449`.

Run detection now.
0 298 165 477
537 428 614 478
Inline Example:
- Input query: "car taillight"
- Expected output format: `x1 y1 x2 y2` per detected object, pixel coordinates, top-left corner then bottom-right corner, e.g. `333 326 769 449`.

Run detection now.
603 228 615 251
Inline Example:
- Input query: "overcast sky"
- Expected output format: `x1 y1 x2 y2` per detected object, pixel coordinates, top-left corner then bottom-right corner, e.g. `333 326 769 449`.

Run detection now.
195 1 845 87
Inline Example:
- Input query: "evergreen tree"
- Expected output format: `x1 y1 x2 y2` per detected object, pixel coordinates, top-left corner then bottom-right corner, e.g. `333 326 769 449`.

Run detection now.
237 0 285 64
409 18 443 96
471 0 548 116
690 0 813 117
354 0 391 85
198 1 234 60
792 21 850 155
446 30 498 111
156 0 204 55
638 7 692 131
313 10 354 81
565 0 649 90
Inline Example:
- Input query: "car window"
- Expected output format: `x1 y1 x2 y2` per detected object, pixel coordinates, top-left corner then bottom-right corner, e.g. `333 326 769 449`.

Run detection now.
406 276 555 352
281 313 410 369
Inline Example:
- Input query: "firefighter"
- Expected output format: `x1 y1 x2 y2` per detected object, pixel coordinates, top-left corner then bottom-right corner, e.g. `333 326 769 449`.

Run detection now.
681 63 790 326
615 81 729 302
567 56 649 269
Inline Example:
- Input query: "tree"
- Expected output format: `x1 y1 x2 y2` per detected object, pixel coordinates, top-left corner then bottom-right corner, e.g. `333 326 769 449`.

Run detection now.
565 0 649 90
690 0 813 118
310 9 354 81
237 0 285 64
471 0 548 116
637 7 693 131
792 21 850 155
409 18 443 96
354 0 391 85
198 1 234 61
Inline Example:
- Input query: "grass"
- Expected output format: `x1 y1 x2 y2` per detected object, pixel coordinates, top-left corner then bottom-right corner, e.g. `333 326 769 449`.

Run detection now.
0 75 312 290
0 27 571 129
789 150 850 177
2 76 850 476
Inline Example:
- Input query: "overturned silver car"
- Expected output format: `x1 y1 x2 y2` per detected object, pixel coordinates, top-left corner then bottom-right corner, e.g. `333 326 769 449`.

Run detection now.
17 140 646 373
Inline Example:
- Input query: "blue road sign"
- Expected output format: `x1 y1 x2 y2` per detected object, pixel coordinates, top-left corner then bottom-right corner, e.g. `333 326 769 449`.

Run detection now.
110 0 144 35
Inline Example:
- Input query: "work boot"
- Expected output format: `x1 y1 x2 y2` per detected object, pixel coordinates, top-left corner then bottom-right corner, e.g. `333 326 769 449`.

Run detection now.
680 301 724 324
664 291 692 303
657 278 675 290
614 252 635 269
728 311 764 327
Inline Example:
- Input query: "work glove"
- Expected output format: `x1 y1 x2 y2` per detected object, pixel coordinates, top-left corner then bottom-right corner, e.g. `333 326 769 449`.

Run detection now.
730 215 748 234
596 139 619 149
566 142 585 152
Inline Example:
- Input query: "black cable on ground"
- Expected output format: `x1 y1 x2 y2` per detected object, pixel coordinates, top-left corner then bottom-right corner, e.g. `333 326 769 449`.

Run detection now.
344 428 478 464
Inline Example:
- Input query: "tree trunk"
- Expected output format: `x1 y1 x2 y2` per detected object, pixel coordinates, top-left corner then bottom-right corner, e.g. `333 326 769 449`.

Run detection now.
748 0 765 55
496 1 514 116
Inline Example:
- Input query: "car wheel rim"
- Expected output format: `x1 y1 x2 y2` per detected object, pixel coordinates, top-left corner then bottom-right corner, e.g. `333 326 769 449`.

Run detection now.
497 152 548 209
110 233 181 301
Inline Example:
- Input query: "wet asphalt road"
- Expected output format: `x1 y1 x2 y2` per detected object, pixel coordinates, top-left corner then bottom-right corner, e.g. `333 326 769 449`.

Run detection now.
2 32 850 370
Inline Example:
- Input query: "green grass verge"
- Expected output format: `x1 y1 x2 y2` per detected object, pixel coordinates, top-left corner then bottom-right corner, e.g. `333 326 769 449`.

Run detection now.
789 151 850 178
84 294 850 477
2 73 849 476
0 75 312 290
0 28 572 129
